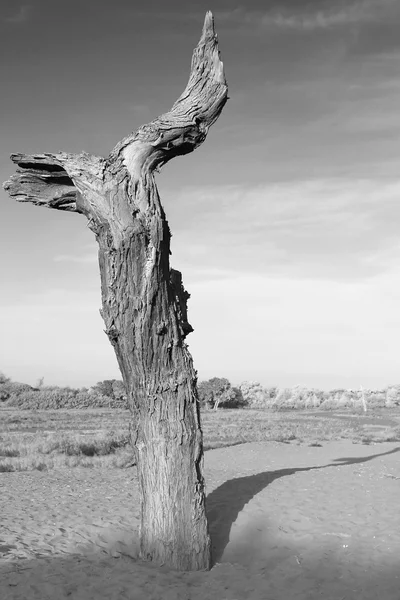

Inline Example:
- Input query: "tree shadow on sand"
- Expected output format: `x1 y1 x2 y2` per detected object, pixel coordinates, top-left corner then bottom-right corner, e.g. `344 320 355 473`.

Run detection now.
206 446 400 564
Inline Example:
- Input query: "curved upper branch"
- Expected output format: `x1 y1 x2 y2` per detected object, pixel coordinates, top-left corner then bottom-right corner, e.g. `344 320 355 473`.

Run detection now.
2 12 227 218
108 11 228 178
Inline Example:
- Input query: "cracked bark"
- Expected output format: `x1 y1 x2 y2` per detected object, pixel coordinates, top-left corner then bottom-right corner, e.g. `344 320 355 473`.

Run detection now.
3 12 228 571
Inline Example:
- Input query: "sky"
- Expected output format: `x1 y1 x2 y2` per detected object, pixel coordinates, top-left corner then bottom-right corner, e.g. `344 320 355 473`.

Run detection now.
1 0 400 390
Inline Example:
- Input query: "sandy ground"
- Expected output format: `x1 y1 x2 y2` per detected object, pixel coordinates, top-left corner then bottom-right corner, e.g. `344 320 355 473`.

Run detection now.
1 440 400 599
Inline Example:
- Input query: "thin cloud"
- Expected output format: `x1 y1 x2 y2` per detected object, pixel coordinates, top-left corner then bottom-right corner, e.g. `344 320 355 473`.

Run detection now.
53 245 97 265
265 8 360 30
191 268 400 389
4 4 31 24
126 103 152 117
53 253 97 265
0 288 118 387
168 179 400 283
220 0 397 33
262 1 390 31
327 66 400 135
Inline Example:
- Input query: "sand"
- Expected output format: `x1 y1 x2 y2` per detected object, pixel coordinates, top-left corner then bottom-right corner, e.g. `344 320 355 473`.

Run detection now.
1 440 400 599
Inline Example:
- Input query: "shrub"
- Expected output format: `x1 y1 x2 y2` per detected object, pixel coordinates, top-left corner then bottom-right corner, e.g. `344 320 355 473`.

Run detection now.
239 381 270 408
230 387 247 408
0 371 11 385
319 397 338 410
197 378 242 410
274 387 293 408
289 385 313 409
363 391 386 409
0 381 36 402
337 390 357 408
112 380 127 401
385 385 400 407
5 388 127 410
0 388 9 402
320 389 349 410
305 392 322 409
90 379 126 401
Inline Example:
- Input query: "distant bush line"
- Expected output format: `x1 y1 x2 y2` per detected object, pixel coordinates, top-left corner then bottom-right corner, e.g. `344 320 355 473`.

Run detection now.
0 375 127 410
197 378 400 411
1 372 400 411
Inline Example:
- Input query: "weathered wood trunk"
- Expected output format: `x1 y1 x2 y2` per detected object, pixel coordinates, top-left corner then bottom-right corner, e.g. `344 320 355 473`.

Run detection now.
91 178 211 570
3 13 227 571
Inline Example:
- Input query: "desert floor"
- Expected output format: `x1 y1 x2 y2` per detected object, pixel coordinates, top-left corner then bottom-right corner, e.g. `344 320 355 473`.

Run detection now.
1 440 400 600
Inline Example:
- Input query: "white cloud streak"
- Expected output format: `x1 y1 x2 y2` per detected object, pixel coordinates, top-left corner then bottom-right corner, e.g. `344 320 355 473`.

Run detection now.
53 253 97 264
263 3 370 31
4 4 30 24
3 271 400 390
53 243 98 265
0 288 118 387
168 178 400 283
187 269 400 389
47 177 400 287
221 0 397 33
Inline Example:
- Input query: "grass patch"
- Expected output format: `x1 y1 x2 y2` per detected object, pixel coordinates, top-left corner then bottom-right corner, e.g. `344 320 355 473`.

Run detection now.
0 407 399 472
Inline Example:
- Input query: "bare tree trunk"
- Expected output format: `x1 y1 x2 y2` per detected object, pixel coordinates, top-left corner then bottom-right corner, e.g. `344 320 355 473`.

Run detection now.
3 12 227 571
360 385 367 413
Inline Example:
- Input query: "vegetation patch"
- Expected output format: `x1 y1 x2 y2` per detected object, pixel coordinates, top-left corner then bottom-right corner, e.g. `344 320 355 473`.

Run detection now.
1 372 399 472
0 405 399 472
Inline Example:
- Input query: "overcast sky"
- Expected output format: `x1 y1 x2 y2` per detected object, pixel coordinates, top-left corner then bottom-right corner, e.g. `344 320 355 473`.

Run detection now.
1 0 400 390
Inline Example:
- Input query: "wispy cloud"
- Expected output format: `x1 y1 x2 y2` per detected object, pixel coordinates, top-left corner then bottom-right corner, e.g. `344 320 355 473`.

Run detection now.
188 268 400 389
262 2 373 31
53 253 97 265
50 178 400 285
126 103 152 117
325 63 400 135
169 179 400 283
4 4 30 24
3 273 400 390
0 288 118 387
220 0 397 33
53 244 97 265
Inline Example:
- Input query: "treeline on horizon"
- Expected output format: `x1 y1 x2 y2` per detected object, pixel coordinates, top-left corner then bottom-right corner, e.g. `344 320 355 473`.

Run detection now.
1 372 400 411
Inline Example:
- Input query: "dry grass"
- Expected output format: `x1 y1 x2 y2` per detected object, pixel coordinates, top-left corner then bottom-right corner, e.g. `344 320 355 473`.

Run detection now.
1 407 399 472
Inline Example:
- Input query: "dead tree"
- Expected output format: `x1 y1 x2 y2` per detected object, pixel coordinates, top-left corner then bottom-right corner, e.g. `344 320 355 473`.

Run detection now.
3 12 227 571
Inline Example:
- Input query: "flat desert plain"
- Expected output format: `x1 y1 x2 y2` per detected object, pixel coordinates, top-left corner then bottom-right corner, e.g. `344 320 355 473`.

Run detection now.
1 440 400 600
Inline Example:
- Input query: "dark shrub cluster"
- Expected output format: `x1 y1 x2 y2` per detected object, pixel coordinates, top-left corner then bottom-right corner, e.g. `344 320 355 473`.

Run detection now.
0 373 128 410
2 370 400 411
197 377 245 410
